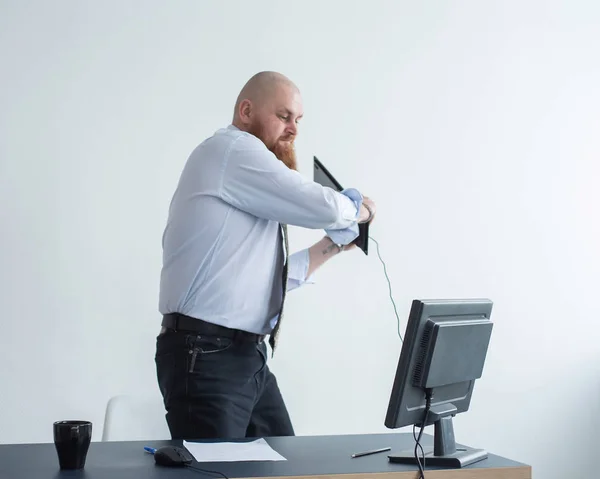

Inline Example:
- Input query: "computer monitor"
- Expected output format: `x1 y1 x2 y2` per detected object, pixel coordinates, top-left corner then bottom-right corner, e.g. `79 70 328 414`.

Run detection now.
385 299 494 468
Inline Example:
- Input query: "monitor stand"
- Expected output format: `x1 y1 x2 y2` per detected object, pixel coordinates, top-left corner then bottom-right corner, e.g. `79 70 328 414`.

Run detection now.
388 416 488 468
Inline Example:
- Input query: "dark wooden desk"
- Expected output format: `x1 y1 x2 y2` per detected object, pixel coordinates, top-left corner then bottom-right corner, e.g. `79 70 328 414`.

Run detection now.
0 433 531 479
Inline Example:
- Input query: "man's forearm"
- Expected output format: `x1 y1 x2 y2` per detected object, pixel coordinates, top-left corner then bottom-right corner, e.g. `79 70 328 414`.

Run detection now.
307 236 342 278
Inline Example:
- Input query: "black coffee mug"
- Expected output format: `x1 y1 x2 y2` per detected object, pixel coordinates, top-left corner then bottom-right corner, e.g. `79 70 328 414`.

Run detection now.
53 420 92 469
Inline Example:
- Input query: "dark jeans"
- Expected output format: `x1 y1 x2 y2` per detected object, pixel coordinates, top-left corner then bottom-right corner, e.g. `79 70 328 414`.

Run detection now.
155 328 294 439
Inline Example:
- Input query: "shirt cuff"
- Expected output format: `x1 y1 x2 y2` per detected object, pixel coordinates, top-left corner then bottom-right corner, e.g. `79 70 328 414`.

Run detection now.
286 248 315 291
326 225 359 246
339 188 363 220
325 188 363 245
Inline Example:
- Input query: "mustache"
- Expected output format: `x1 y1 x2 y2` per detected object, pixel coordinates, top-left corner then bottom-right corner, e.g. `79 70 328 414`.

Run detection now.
279 134 295 142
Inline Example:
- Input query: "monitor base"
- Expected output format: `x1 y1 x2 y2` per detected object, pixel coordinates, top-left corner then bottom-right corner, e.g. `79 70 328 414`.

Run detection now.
388 446 488 468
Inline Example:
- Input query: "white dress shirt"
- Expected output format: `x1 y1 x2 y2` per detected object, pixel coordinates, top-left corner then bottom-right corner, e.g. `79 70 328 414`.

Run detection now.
159 125 362 334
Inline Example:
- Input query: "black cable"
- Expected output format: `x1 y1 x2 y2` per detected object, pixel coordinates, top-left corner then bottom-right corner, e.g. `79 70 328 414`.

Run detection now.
371 235 434 476
369 236 403 342
186 464 229 479
413 389 433 479
412 424 425 467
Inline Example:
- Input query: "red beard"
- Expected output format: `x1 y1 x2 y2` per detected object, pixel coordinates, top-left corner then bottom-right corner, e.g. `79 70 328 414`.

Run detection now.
271 140 297 171
246 122 297 171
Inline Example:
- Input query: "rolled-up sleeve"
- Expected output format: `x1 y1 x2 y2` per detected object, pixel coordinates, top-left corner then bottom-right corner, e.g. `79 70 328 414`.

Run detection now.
285 248 315 292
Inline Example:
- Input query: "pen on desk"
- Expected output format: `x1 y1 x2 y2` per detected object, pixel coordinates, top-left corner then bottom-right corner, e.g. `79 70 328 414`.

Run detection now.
351 447 391 458
144 446 157 454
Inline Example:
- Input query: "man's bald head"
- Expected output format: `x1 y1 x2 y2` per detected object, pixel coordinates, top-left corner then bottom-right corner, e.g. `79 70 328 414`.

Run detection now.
233 71 299 122
232 71 303 171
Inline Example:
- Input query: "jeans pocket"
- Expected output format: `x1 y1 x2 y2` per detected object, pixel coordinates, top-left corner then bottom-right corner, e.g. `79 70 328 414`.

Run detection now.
187 335 233 373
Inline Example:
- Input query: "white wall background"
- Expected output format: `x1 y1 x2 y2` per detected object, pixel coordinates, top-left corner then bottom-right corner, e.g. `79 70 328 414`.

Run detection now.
1 1 599 477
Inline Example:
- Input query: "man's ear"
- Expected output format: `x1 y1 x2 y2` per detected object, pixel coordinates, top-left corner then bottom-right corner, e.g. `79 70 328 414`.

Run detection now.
238 99 252 124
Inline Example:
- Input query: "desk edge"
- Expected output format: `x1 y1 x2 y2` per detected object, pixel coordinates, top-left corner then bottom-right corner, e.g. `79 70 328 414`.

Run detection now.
232 464 531 479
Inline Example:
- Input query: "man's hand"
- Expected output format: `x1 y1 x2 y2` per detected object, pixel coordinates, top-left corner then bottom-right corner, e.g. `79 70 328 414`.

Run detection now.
358 196 376 224
306 197 376 277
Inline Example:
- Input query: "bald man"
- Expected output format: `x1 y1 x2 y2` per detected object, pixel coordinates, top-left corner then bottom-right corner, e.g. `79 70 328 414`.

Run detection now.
156 71 376 440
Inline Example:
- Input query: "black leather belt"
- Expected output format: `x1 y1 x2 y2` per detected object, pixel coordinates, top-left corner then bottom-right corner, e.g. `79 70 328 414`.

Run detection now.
161 313 265 343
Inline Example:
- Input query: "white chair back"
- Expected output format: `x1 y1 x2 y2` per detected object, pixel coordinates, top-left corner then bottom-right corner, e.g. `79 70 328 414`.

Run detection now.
101 394 170 441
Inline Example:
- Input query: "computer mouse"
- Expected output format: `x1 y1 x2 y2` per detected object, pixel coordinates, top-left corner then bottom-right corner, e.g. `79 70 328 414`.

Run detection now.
154 446 194 467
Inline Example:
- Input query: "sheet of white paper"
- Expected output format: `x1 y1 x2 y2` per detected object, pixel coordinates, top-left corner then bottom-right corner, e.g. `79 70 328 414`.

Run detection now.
183 438 287 462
